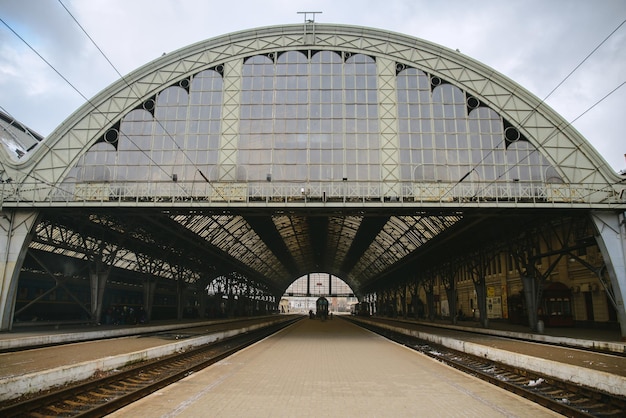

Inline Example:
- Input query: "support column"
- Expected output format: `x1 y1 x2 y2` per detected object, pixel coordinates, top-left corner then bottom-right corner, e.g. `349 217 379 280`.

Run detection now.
306 273 310 296
177 275 185 320
226 275 234 317
143 278 157 322
400 285 407 319
473 279 489 328
328 273 332 296
446 287 457 324
89 264 110 324
196 276 210 319
423 279 435 321
0 210 39 331
521 275 539 332
591 211 626 340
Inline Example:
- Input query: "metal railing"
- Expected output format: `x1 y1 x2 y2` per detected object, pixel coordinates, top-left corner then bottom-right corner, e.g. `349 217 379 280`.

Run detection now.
1 180 624 207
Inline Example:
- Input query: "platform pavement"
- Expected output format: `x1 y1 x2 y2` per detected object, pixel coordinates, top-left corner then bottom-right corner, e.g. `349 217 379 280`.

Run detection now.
109 317 562 418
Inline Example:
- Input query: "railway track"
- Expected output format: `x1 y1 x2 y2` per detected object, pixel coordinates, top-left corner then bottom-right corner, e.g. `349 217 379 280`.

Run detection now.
350 318 626 417
0 317 301 417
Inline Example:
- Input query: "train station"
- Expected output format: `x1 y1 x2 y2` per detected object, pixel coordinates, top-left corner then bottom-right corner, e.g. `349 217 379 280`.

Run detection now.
1 20 626 415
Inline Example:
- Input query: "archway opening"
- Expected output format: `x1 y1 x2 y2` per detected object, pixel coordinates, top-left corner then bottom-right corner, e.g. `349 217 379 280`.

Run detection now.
281 273 357 314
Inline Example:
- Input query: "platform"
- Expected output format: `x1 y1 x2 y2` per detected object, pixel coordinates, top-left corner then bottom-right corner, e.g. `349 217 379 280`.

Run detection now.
1 315 625 409
108 316 562 417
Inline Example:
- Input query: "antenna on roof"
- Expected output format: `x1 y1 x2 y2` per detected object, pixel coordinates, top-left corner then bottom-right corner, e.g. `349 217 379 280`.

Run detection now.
297 11 322 45
297 11 322 24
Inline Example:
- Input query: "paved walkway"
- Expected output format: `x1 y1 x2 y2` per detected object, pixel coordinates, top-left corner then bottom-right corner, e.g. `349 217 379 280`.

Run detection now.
110 317 561 417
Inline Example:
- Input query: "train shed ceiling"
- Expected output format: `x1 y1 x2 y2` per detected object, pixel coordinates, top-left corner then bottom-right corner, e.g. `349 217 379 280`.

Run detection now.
25 206 574 297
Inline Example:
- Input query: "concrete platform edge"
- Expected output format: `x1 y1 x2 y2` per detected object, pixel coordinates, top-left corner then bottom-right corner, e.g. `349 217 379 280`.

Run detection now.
0 317 292 402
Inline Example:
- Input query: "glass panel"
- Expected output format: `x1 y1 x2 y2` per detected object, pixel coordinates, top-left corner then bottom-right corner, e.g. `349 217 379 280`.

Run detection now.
397 70 558 182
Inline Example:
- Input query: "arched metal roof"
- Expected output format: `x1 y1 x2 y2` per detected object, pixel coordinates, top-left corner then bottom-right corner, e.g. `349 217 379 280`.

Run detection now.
3 24 621 190
1 23 624 298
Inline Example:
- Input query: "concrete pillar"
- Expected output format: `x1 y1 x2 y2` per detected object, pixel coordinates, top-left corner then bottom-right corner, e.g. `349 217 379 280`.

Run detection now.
591 211 626 340
0 210 39 331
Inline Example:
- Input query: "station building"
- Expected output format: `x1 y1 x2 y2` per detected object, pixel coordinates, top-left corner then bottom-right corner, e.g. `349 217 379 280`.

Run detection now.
1 23 625 338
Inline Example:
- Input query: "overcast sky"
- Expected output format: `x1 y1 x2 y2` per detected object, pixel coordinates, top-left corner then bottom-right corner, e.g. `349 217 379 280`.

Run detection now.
1 0 624 172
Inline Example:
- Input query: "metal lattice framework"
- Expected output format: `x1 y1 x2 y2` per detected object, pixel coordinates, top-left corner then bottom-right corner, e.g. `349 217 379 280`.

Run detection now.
1 23 625 304
0 23 622 203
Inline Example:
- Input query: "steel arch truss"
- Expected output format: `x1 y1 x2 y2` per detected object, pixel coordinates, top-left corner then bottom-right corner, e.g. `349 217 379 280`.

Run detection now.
2 24 622 202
